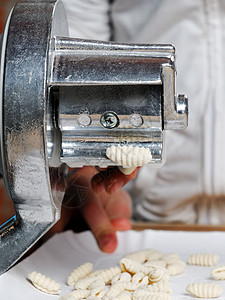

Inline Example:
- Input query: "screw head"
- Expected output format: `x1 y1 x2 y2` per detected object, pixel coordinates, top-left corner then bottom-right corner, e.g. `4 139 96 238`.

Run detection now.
100 112 119 129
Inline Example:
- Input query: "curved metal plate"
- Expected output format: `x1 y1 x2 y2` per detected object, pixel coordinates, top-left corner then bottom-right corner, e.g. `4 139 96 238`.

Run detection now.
0 0 68 274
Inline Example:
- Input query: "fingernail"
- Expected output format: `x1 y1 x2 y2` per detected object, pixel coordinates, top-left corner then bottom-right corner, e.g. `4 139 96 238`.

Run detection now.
111 218 132 231
99 233 117 253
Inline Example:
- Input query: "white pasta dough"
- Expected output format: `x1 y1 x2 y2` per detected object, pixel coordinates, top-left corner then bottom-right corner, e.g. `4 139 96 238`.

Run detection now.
146 280 172 293
67 262 93 286
148 268 166 283
211 265 225 280
188 253 219 266
167 260 186 276
28 271 61 295
112 272 131 284
161 254 180 266
106 145 152 175
29 247 225 299
186 282 223 298
90 267 121 284
106 281 124 297
74 276 99 290
133 289 171 300
120 258 153 275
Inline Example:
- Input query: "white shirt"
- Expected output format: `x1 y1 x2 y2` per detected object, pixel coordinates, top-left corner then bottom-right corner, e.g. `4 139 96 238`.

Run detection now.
62 0 225 224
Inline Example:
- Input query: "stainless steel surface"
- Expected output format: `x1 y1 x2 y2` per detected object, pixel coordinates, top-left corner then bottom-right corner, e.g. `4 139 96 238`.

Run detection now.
49 38 187 168
57 84 164 168
0 0 188 275
0 0 68 275
0 33 4 175
129 114 144 128
162 65 188 129
50 37 175 86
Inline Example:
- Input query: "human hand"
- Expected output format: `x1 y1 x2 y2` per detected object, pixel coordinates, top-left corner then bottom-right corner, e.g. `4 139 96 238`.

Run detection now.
47 166 139 253
91 166 139 194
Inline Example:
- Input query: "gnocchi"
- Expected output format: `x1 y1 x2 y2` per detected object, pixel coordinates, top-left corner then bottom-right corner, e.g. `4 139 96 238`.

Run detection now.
67 262 93 286
106 145 152 175
148 268 166 283
28 271 61 295
186 282 223 298
188 253 219 266
211 265 225 280
167 260 186 276
28 247 224 299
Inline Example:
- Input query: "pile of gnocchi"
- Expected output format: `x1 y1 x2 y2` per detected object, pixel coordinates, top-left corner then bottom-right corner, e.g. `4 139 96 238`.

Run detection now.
27 249 225 299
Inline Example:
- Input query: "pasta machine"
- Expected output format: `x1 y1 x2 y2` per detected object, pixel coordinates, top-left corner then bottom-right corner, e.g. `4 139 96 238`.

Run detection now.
0 0 188 274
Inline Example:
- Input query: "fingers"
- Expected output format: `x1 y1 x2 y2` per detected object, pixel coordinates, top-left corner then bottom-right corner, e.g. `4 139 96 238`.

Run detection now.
101 188 132 220
92 167 139 194
80 193 118 253
53 166 134 254
99 188 132 231
111 218 132 231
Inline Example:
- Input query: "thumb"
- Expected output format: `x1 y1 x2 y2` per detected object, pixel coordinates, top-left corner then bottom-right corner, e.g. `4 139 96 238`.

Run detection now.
80 194 118 253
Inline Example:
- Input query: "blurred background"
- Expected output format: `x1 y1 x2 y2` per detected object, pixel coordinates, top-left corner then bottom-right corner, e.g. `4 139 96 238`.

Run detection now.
0 0 17 33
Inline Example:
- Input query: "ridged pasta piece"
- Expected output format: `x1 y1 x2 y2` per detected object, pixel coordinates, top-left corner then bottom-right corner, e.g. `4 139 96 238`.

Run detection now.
67 262 93 286
132 272 146 283
106 145 152 168
120 258 150 275
145 250 162 261
87 269 105 278
212 266 225 280
71 289 91 298
146 280 172 293
149 268 166 283
118 166 137 175
93 267 121 284
28 271 61 295
147 260 166 268
89 279 106 296
90 288 107 299
144 263 170 280
122 251 148 263
133 289 171 300
161 254 179 266
106 282 124 298
122 249 162 263
117 290 132 300
167 260 186 276
59 294 76 300
96 289 108 298
74 276 98 290
59 289 91 299
186 282 223 298
120 258 165 276
111 272 131 284
139 276 149 285
121 281 144 291
188 253 219 266
138 295 171 300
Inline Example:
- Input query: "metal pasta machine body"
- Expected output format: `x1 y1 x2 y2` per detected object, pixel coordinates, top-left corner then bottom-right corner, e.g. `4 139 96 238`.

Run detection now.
0 0 188 274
